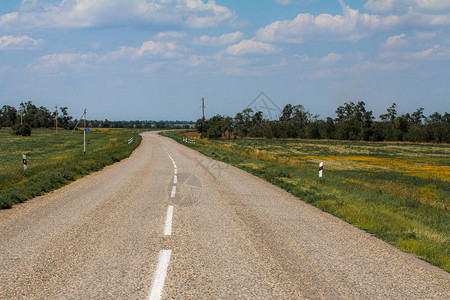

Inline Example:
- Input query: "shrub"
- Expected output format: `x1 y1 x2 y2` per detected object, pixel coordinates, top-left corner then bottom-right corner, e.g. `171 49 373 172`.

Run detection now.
11 123 32 136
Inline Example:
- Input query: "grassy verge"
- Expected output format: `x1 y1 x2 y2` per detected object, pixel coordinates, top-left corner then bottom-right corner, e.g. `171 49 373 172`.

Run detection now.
0 128 144 209
161 131 449 272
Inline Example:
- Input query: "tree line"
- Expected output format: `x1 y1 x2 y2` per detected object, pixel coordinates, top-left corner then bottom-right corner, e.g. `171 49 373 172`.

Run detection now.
1 102 72 129
196 102 450 143
0 102 194 134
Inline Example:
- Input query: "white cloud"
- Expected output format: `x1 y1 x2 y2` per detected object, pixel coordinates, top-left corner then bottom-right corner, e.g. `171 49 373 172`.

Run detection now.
102 46 137 61
137 40 184 58
0 35 42 50
0 0 237 30
363 0 395 13
382 33 409 48
31 52 98 73
349 60 412 73
276 0 292 5
155 31 186 40
183 52 284 76
0 12 18 28
184 0 237 28
257 1 383 43
296 53 344 65
257 0 450 44
413 31 438 41
223 39 281 56
193 31 243 46
380 44 442 60
320 53 343 65
364 0 450 13
103 40 186 61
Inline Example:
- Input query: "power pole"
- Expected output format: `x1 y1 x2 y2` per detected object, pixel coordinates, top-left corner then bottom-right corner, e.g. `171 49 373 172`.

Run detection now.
20 102 23 125
201 97 205 120
83 109 87 155
55 105 58 134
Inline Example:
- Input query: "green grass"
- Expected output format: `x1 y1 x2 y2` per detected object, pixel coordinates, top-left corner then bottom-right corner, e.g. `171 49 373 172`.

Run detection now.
162 131 450 272
0 128 143 209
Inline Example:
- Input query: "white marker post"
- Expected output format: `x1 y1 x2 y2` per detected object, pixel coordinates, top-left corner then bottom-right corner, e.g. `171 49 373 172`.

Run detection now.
319 162 323 178
23 154 27 171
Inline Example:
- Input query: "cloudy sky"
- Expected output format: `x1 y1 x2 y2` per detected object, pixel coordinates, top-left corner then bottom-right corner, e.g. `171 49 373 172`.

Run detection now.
1 0 449 121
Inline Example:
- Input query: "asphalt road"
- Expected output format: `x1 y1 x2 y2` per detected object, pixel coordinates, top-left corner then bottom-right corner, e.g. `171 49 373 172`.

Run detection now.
1 131 449 299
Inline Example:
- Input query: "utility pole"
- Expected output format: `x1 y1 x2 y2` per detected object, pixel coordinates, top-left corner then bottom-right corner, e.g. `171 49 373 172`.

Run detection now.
55 105 58 134
201 97 205 120
83 109 87 155
20 102 23 125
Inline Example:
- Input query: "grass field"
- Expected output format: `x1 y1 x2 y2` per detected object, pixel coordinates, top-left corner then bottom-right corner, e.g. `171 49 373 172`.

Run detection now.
163 131 450 272
0 128 143 209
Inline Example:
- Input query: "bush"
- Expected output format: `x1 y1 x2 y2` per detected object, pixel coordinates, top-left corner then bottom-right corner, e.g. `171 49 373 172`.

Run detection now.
11 123 32 136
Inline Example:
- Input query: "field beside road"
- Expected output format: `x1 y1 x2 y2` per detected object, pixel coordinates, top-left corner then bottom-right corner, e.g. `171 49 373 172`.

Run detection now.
0 128 142 209
163 131 450 272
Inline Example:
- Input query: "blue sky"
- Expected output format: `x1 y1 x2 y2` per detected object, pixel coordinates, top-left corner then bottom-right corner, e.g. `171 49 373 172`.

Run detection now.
1 0 449 121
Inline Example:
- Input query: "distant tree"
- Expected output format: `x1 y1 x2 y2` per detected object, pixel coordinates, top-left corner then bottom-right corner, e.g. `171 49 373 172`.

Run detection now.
411 107 426 125
0 105 18 127
232 108 254 138
380 103 398 122
335 101 373 140
306 122 321 139
11 123 32 136
280 104 293 122
324 117 336 139
204 115 227 139
58 106 72 129
196 117 207 134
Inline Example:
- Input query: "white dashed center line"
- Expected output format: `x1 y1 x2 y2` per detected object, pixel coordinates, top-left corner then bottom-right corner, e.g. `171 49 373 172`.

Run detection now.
152 142 178 299
148 250 172 300
164 205 173 236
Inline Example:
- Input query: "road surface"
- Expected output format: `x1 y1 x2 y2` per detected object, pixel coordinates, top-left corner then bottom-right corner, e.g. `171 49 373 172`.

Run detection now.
1 131 449 299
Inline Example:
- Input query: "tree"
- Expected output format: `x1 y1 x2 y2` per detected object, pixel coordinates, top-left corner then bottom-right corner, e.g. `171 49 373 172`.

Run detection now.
58 106 72 129
380 103 397 122
280 104 293 122
335 101 374 140
323 117 336 139
411 107 426 125
0 105 18 127
205 115 227 139
196 117 207 134
11 123 32 136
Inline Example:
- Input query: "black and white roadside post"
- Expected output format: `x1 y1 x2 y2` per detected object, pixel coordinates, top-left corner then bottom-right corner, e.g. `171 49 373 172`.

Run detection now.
23 154 27 171
319 162 323 178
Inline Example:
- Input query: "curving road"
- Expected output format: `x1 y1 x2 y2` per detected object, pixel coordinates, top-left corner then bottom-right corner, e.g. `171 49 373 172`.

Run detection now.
1 131 448 299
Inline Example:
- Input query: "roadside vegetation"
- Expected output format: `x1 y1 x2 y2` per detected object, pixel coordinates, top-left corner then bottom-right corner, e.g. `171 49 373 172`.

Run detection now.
196 102 449 143
162 131 449 272
0 128 142 209
0 101 194 131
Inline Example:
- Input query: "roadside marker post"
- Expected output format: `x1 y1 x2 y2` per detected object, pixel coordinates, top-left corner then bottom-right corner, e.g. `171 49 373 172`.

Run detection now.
23 154 27 171
319 162 323 178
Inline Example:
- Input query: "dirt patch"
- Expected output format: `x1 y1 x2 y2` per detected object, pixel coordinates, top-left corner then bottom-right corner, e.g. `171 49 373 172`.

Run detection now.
184 132 201 138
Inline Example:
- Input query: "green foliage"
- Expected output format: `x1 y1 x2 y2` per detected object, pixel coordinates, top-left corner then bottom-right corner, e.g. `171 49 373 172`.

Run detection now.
195 101 449 143
11 123 32 136
0 128 142 209
196 114 233 139
0 105 18 127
